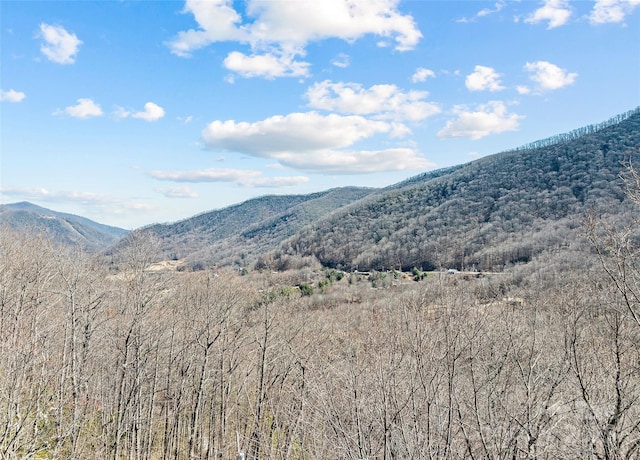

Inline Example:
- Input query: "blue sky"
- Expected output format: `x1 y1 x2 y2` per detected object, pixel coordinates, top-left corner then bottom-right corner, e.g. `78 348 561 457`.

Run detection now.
1 0 639 229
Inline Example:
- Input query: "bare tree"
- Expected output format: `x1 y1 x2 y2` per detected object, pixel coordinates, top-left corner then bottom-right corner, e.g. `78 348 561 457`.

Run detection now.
50 245 108 459
0 229 57 459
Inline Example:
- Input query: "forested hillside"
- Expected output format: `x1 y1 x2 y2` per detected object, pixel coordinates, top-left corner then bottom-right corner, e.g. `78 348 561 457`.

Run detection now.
278 109 640 271
6 110 639 273
112 186 374 270
0 201 128 250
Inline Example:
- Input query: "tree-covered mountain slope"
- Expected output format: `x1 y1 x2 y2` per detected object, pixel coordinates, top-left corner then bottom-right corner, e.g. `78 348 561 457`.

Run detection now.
276 109 640 271
0 201 128 250
113 186 376 269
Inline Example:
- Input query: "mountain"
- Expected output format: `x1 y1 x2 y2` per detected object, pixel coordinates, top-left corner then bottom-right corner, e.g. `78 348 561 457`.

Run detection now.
12 109 638 272
113 186 376 270
275 108 640 271
0 202 128 250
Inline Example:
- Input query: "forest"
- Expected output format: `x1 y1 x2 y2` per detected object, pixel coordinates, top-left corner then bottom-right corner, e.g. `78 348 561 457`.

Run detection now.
92 108 640 273
1 165 639 459
279 109 640 272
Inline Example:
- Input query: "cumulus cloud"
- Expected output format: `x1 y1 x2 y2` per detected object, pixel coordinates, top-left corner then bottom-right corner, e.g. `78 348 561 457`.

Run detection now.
0 89 26 102
60 98 103 119
114 102 166 121
411 67 435 83
269 148 434 174
590 0 640 24
305 81 440 122
156 186 199 198
166 0 249 57
525 0 572 29
223 51 310 79
199 111 432 174
132 102 166 121
245 0 421 50
39 23 82 64
168 0 422 78
524 60 577 91
149 167 309 188
465 65 505 92
203 112 394 155
437 101 523 140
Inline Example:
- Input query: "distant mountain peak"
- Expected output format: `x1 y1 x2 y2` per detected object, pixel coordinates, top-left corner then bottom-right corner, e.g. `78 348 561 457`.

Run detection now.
0 202 128 251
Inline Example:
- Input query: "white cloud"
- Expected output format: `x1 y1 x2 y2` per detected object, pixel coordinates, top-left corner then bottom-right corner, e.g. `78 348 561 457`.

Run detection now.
113 106 131 120
0 89 26 102
150 168 262 183
465 65 505 92
200 111 432 174
38 23 82 64
0 185 151 211
590 0 640 24
166 0 248 58
305 81 440 122
1 186 52 199
245 0 422 50
132 102 166 122
437 101 523 140
61 98 103 119
524 60 577 91
516 85 531 95
478 1 507 17
168 0 422 79
113 102 166 121
223 51 310 79
411 67 435 83
270 148 434 174
149 167 309 188
202 112 393 155
525 0 572 29
0 186 154 228
156 186 199 198
457 1 506 22
331 53 350 68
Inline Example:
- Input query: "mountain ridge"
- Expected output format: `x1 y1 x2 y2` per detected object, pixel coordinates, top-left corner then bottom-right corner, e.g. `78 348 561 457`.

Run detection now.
276 108 639 271
0 202 128 250
114 186 377 270
4 108 638 272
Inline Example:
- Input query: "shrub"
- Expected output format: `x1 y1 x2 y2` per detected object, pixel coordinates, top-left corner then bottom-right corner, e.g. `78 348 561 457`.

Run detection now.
318 278 332 293
299 282 314 296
